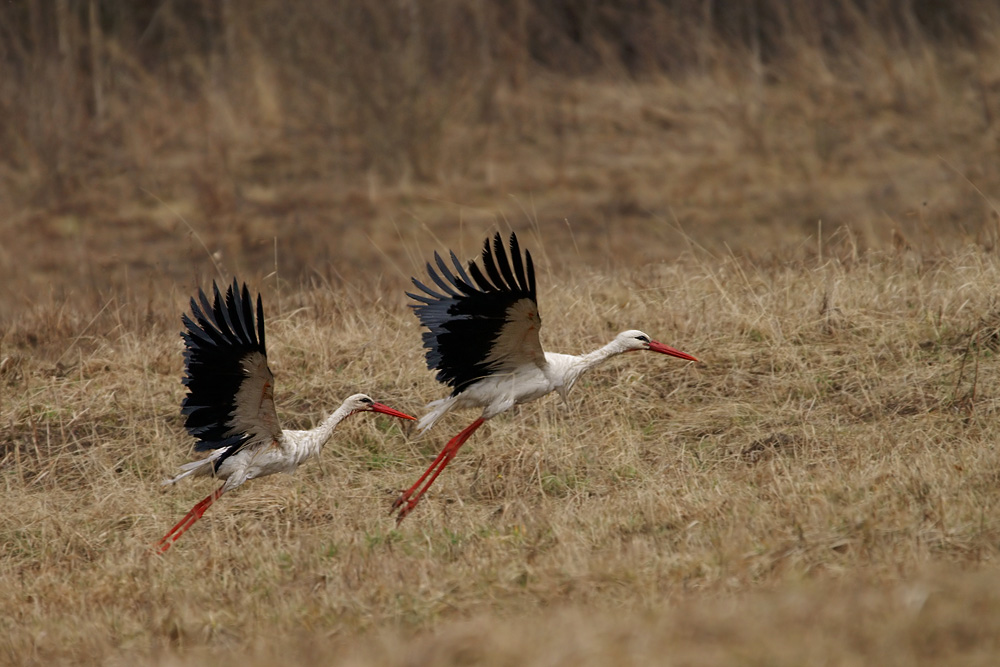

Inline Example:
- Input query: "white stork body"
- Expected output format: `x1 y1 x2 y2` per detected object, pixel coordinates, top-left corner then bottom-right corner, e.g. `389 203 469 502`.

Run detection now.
416 344 644 431
156 280 415 554
393 232 698 523
166 397 388 489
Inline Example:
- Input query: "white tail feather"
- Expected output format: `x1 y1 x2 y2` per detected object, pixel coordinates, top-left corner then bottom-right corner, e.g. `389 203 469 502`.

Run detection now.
161 449 226 485
416 396 458 434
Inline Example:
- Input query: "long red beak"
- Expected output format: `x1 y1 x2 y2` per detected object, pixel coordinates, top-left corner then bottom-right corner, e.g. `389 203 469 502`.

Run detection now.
648 340 699 362
370 402 418 421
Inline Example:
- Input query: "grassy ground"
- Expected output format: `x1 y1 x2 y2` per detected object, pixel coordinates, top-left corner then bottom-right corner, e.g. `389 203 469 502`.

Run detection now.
3 5 1000 664
3 241 1000 664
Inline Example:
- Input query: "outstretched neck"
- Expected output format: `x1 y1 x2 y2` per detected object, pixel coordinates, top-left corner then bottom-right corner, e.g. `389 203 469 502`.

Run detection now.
292 401 358 464
554 338 629 397
582 338 629 367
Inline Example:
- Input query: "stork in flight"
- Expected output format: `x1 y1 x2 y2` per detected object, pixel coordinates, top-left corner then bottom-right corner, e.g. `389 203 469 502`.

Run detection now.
156 279 415 554
392 232 698 523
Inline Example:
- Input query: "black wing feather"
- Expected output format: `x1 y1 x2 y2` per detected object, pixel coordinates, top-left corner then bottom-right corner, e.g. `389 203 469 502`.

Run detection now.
480 236 506 290
509 234 527 289
433 252 464 296
256 292 266 351
410 277 449 302
231 281 255 347
526 250 536 296
428 256 461 297
449 250 474 287
180 280 275 466
492 233 517 289
212 283 238 345
408 232 541 395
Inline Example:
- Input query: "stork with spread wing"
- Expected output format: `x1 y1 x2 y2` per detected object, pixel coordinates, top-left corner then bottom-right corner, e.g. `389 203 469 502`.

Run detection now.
157 279 415 553
393 232 697 522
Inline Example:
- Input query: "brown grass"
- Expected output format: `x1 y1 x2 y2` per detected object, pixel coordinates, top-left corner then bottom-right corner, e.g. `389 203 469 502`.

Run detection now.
3 2 1000 665
4 245 1000 664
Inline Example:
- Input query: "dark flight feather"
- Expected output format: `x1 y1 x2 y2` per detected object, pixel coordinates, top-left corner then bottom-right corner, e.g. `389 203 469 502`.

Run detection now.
407 232 542 395
180 279 276 469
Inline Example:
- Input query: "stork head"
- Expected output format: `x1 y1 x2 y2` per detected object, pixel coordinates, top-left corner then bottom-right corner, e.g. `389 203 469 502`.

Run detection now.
616 330 698 362
344 393 417 421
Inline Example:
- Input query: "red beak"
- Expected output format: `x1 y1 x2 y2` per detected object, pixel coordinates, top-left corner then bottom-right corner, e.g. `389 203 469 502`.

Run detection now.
370 402 418 421
648 340 698 362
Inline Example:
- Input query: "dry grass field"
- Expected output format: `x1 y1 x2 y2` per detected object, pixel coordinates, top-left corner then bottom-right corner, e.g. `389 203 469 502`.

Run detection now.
4 2 1000 665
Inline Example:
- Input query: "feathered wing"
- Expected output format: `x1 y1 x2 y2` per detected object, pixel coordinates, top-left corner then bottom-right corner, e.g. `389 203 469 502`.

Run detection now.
180 279 282 471
407 232 544 396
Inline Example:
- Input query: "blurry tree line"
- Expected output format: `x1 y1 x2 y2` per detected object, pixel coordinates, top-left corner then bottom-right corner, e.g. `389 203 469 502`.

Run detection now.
0 0 994 196
3 0 988 77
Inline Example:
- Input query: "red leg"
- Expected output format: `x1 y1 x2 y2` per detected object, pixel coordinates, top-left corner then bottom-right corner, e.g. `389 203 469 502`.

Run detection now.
154 484 226 554
390 441 455 512
392 417 485 524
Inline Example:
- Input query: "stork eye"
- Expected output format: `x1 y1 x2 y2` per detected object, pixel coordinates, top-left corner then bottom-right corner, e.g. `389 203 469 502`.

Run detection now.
361 397 373 404
635 335 650 343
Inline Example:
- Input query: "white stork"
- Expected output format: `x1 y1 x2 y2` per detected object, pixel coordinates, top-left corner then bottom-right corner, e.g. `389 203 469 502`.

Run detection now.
392 232 698 522
156 279 415 554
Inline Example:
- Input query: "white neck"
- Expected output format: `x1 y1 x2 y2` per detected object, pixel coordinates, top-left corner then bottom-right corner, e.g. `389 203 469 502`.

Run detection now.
285 401 358 465
551 338 629 398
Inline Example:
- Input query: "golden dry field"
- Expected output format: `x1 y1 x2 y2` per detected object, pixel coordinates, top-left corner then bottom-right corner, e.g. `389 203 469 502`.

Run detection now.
3 2 1000 665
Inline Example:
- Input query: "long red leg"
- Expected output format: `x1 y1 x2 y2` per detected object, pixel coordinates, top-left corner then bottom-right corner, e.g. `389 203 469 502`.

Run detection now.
392 417 485 524
154 484 226 554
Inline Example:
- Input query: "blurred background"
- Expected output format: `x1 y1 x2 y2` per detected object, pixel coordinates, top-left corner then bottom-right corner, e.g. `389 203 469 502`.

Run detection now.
2 0 999 322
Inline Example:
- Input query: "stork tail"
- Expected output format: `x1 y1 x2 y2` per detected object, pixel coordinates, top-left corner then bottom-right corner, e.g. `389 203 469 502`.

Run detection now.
416 395 459 434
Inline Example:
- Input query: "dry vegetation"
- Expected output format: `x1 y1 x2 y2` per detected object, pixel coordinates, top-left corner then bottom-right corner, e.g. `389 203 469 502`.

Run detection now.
3 1 1000 665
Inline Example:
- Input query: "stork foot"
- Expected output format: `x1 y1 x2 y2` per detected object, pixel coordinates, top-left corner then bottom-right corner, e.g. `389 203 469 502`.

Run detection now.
390 490 409 513
395 502 416 526
392 417 485 524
